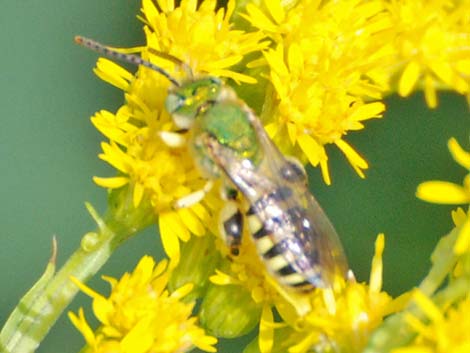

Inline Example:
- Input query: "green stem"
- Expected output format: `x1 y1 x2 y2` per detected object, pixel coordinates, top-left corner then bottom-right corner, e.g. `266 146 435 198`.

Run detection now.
0 186 155 353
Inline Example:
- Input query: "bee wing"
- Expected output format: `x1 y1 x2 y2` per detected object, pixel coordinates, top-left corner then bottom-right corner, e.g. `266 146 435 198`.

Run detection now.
202 112 348 288
249 117 349 287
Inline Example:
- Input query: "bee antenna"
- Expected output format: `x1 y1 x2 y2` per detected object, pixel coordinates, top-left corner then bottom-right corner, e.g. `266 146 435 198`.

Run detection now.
74 36 181 87
147 48 194 79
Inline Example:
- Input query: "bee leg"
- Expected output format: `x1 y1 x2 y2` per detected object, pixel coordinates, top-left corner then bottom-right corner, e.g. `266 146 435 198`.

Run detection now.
159 131 187 148
174 180 214 208
219 200 243 256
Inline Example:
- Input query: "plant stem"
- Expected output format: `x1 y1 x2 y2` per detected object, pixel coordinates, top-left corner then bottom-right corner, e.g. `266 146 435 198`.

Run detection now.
0 187 154 353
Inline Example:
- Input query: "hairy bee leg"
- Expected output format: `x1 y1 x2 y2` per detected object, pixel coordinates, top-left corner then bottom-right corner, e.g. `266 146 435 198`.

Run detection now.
218 185 244 255
159 131 187 148
174 180 214 208
219 200 243 255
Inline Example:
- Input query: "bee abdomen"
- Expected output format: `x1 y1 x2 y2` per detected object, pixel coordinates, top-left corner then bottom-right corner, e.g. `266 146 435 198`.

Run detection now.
246 211 316 290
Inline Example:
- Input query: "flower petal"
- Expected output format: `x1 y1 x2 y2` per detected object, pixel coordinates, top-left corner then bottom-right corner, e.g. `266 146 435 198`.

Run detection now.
416 181 470 204
259 305 274 353
398 61 421 97
454 217 470 255
93 176 129 189
448 138 470 170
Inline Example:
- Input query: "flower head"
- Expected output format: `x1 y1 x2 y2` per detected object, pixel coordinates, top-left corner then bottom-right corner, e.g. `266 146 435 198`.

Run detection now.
416 137 470 205
209 233 403 353
141 0 268 83
275 234 404 353
91 0 268 263
387 0 470 108
242 0 389 183
393 291 470 353
69 256 217 353
242 0 470 183
416 138 470 256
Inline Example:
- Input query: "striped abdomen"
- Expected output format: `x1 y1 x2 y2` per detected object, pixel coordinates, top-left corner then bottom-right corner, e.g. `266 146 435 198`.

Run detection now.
245 186 322 291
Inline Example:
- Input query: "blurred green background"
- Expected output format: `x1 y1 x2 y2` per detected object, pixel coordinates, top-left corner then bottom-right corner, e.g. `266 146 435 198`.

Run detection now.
0 1 468 352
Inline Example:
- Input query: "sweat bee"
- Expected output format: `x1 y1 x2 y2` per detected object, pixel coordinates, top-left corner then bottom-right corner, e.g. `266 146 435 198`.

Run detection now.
76 36 349 291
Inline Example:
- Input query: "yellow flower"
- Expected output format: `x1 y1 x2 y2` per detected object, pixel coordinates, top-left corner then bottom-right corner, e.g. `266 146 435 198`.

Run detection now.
69 256 217 353
210 230 292 307
416 138 470 255
243 0 389 183
387 0 470 108
209 227 321 318
212 233 405 353
91 0 268 263
451 207 470 256
416 138 470 205
140 0 268 83
392 291 470 353
207 231 297 341
242 0 470 182
91 87 214 265
277 234 405 353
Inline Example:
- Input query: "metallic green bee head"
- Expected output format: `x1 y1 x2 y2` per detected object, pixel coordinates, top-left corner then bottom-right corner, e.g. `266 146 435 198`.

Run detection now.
165 77 222 129
74 36 224 131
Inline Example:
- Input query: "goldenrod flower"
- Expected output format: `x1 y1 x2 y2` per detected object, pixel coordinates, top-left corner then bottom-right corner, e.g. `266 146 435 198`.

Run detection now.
451 207 470 256
242 0 389 183
5 1 470 353
387 0 470 108
210 231 291 309
209 227 321 317
275 234 405 353
210 234 404 353
141 0 268 83
416 138 470 255
416 138 470 205
69 256 217 353
91 0 268 263
205 232 287 339
91 80 214 265
392 290 470 353
242 0 470 183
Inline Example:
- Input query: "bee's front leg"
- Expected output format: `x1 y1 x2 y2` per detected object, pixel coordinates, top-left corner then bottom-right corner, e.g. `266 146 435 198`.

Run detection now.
173 180 214 208
159 129 214 209
159 130 187 148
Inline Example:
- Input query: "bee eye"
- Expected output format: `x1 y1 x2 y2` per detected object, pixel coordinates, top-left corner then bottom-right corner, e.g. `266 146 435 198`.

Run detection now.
280 157 307 183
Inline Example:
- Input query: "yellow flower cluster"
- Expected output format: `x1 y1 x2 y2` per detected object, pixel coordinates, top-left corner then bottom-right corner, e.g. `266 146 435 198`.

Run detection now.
417 138 470 254
243 0 470 183
244 0 389 183
268 235 404 353
90 0 470 259
76 0 470 351
91 0 268 264
394 291 470 353
209 233 403 353
398 139 470 353
69 256 217 353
